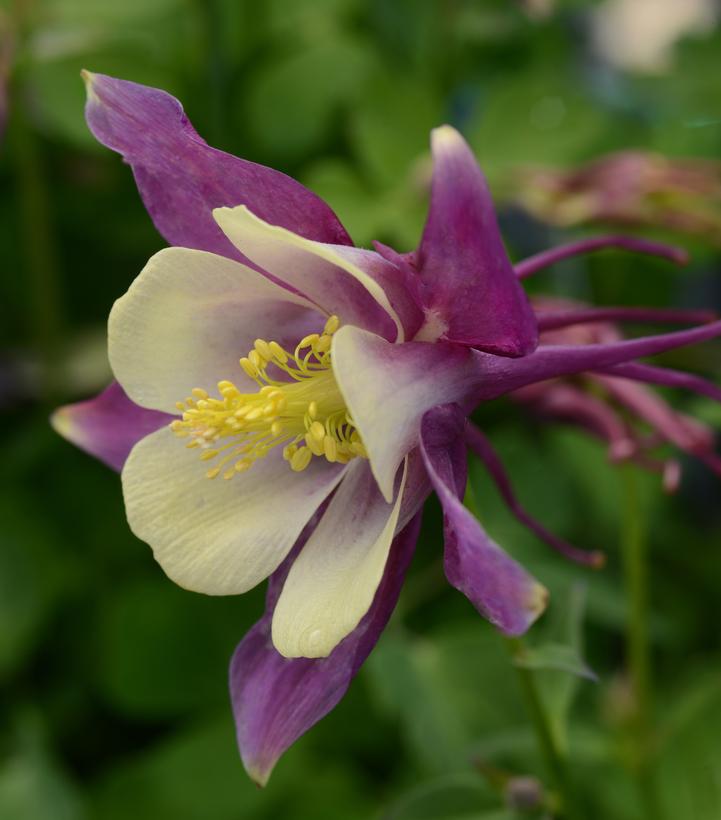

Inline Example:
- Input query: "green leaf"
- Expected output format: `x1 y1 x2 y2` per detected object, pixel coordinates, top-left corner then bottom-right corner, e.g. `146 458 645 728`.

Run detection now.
515 642 598 682
0 713 86 820
0 493 72 679
96 579 257 718
380 773 507 820
245 37 377 161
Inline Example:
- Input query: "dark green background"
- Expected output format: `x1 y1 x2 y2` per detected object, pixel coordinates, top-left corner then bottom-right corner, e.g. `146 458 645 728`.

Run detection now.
1 1 720 818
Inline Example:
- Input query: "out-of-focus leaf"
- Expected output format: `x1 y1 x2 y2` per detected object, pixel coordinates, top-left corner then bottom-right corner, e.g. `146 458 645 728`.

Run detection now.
92 718 374 820
380 773 507 820
96 578 250 718
301 158 382 245
350 73 441 188
655 668 721 820
515 642 597 681
245 37 376 161
367 632 469 773
532 584 595 753
0 714 86 820
42 0 182 26
367 624 532 775
0 493 72 679
466 65 611 187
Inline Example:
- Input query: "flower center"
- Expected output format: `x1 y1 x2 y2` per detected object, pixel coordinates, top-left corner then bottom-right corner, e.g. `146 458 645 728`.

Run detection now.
170 316 365 480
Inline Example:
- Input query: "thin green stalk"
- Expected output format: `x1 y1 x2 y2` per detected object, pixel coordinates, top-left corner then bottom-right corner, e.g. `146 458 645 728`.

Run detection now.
621 465 662 820
505 637 576 819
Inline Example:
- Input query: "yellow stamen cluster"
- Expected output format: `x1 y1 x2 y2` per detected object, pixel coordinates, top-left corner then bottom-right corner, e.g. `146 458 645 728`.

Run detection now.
170 316 366 480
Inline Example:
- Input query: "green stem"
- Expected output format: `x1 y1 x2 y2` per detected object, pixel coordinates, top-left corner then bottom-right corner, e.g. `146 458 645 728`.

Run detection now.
505 637 576 819
621 466 662 820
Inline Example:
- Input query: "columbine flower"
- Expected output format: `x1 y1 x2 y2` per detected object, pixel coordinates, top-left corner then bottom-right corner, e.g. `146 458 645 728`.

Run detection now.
53 73 721 784
512 298 721 492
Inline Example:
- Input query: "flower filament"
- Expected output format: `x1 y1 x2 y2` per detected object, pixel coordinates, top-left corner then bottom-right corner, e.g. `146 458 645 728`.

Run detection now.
171 316 366 479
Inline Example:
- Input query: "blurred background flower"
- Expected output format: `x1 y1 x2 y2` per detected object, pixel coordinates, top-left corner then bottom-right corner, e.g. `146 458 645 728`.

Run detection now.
2 1 721 819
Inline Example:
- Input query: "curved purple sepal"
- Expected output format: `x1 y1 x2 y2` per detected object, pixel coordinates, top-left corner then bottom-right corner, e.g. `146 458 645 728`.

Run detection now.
229 514 422 786
83 72 352 259
415 127 537 355
51 381 172 471
419 404 547 635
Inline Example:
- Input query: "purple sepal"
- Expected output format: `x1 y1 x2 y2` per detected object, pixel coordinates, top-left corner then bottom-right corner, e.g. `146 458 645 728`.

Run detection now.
82 72 352 260
419 404 547 635
415 127 537 356
51 381 172 471
229 513 422 786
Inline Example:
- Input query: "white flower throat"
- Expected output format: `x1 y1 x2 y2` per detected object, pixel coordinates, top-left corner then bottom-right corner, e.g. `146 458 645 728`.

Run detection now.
171 316 366 479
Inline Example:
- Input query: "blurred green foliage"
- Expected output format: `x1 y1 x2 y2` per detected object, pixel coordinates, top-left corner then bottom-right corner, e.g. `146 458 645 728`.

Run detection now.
1 0 721 818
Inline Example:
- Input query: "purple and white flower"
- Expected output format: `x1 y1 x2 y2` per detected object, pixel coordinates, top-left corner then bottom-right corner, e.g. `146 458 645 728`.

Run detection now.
52 74 721 784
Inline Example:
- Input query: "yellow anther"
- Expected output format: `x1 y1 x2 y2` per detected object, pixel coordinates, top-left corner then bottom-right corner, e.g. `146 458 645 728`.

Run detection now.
239 357 257 379
254 339 272 361
310 421 325 441
315 335 331 354
323 436 337 462
172 315 366 479
290 447 313 472
305 432 325 457
298 333 319 350
269 341 288 363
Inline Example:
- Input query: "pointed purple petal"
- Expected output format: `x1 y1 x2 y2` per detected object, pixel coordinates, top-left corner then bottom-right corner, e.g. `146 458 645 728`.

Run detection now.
415 127 537 356
419 404 547 635
515 235 689 280
51 381 172 471
230 513 421 786
82 72 352 259
465 423 604 568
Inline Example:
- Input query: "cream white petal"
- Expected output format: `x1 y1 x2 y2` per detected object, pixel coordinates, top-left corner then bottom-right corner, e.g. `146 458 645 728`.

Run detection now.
122 426 347 595
213 205 403 341
271 458 407 658
332 325 480 502
109 246 320 414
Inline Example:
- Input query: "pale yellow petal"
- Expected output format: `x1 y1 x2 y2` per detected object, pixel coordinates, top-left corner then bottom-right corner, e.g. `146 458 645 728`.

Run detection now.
122 427 347 595
213 205 403 341
271 458 407 658
109 246 319 413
